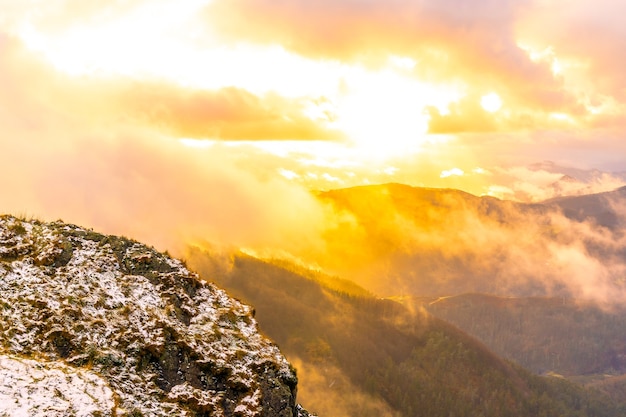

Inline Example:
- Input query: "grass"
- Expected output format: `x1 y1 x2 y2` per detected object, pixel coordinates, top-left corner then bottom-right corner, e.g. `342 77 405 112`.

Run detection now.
7 221 26 236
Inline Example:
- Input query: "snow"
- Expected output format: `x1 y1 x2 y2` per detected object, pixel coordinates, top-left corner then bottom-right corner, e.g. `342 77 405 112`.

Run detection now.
0 215 302 416
234 388 262 416
0 354 117 417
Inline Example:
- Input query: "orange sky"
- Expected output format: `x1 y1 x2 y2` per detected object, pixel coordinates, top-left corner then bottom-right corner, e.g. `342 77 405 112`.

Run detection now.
2 0 626 252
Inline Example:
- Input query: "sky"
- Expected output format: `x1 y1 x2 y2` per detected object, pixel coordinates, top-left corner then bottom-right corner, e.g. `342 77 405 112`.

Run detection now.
2 0 626 253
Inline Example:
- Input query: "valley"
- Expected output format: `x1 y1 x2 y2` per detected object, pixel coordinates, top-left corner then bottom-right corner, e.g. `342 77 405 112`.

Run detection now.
4 2 626 415
186 182 626 416
4 181 626 415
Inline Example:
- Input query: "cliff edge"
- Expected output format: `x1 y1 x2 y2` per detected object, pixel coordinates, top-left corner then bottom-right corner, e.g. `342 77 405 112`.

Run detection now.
0 215 312 416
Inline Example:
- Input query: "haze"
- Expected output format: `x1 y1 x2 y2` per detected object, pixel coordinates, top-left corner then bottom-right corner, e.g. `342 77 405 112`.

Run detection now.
2 0 626 300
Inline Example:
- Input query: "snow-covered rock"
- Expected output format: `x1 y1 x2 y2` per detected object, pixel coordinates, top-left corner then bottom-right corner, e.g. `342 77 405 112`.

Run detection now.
0 215 309 416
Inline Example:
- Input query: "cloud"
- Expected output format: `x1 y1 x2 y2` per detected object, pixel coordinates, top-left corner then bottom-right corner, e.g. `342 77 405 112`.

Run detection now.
205 0 524 65
0 33 337 256
518 0 626 102
201 0 626 134
426 98 499 133
5 0 620 138
289 357 399 417
0 0 183 35
440 168 464 178
120 85 344 141
1 124 335 257
204 0 570 111
306 184 626 307
0 32 344 141
500 166 626 202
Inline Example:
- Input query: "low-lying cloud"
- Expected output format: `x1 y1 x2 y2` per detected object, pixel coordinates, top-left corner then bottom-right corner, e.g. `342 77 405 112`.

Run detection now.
305 184 626 308
3 32 626 309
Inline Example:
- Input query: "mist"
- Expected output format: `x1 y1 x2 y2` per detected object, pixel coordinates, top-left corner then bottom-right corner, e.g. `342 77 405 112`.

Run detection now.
4 3 626 416
290 358 400 417
298 185 626 308
3 25 626 311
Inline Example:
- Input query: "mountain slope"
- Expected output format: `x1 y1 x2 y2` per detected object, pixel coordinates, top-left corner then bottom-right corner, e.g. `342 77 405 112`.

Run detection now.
0 215 310 417
544 186 626 228
398 293 626 406
315 183 550 297
313 183 626 301
408 293 626 377
186 247 623 417
312 184 626 387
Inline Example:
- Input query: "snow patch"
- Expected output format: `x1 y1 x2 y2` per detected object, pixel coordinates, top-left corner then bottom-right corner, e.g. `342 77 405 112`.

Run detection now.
0 215 302 416
0 354 117 417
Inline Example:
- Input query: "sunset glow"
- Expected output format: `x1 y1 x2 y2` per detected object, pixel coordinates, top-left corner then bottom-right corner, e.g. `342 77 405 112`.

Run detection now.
480 93 503 113
5 5 626 414
2 0 626 252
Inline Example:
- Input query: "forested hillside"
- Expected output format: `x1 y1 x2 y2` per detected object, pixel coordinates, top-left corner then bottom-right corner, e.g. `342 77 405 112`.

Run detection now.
187 248 623 417
313 183 626 305
411 294 626 376
401 293 626 404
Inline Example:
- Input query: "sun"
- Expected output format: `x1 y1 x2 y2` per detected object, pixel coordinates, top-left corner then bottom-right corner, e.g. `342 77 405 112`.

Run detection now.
480 92 503 113
333 89 430 156
330 69 463 157
15 5 465 162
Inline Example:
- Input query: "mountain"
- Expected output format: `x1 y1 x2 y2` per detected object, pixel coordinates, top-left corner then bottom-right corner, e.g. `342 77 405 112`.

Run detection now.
311 183 626 406
543 186 626 228
528 161 626 185
0 215 311 417
270 182 626 410
311 182 626 301
185 247 624 417
401 292 626 405
509 161 626 202
406 293 626 377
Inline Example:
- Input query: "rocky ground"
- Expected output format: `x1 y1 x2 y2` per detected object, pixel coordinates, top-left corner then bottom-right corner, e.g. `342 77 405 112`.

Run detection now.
0 215 311 416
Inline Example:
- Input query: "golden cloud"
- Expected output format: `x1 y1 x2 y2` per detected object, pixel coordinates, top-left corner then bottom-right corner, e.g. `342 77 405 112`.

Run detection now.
0 33 343 141
204 0 570 112
120 85 345 141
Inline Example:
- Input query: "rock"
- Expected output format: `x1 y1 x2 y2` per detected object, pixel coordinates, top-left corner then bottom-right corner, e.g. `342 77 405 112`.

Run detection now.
0 215 311 416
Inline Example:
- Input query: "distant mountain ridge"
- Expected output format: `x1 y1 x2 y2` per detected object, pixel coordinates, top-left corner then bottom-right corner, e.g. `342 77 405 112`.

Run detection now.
308 182 626 409
0 215 311 417
401 291 626 405
313 182 626 299
511 161 626 202
543 185 626 228
529 161 626 185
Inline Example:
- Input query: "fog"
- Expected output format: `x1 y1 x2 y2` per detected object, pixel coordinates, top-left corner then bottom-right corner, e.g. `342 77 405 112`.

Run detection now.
296 185 626 307
3 28 626 310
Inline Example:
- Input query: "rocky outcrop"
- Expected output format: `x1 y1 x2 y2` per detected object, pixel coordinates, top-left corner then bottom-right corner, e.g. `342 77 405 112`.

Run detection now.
0 215 310 416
